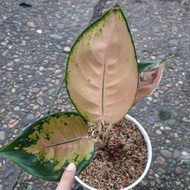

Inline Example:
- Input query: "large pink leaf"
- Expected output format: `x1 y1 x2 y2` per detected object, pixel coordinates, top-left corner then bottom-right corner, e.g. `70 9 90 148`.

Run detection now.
66 5 138 124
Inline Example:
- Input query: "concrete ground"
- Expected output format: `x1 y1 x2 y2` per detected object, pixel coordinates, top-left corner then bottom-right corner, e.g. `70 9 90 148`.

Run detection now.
0 0 190 189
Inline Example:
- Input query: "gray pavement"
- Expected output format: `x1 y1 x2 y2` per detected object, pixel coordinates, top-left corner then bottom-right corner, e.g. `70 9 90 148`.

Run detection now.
0 0 190 189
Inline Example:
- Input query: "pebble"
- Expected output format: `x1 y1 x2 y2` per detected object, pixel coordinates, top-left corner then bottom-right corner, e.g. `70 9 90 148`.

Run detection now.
182 151 188 156
182 117 190 122
55 69 62 74
63 46 71 52
140 179 147 186
175 166 183 174
32 87 40 93
153 91 159 98
27 21 36 28
155 174 159 178
35 111 41 118
153 147 160 153
56 45 62 50
14 58 20 63
174 133 179 138
57 99 62 104
167 119 176 125
48 88 56 95
41 86 48 91
12 88 16 93
8 119 19 128
33 105 39 110
2 50 9 57
156 130 162 135
20 96 25 100
131 28 137 32
150 180 156 186
173 150 181 159
160 150 172 158
147 116 155 125
46 78 52 82
39 66 44 71
0 131 5 140
157 168 166 175
165 127 172 130
0 1 189 190
175 100 180 105
37 97 44 106
14 106 20 111
50 34 63 39
36 29 42 34
26 114 35 121
55 79 60 85
156 156 165 165
175 181 181 186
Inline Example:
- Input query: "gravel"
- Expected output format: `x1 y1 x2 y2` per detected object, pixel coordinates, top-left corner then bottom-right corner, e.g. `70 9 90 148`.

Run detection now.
0 0 190 189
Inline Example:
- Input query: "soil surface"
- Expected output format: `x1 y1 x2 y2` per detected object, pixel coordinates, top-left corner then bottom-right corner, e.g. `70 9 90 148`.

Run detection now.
0 0 190 190
79 118 148 189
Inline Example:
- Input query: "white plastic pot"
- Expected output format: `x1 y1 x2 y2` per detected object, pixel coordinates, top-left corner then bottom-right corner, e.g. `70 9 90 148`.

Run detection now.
75 114 152 190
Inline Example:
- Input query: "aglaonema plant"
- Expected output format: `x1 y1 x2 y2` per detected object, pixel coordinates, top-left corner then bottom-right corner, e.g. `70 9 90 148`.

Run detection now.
0 4 165 182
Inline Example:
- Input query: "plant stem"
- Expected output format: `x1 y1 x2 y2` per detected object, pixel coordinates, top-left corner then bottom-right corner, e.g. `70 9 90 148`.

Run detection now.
93 138 104 149
98 121 104 140
97 121 114 148
103 124 113 143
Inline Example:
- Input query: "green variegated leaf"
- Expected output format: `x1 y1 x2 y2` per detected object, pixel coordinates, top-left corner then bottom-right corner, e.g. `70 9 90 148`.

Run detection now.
134 60 165 104
66 5 138 124
0 112 95 181
138 60 165 74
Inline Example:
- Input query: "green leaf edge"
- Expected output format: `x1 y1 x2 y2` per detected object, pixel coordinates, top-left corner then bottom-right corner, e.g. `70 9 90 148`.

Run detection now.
138 59 166 74
0 112 95 181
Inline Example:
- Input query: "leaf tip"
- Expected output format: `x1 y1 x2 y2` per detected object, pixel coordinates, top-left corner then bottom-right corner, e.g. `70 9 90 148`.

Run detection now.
113 4 120 13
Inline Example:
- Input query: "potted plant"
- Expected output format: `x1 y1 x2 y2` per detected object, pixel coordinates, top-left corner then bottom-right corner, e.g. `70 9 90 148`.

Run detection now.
0 4 165 190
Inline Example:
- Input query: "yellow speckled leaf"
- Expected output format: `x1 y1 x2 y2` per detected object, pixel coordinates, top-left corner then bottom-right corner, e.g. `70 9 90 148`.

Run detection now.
0 112 95 181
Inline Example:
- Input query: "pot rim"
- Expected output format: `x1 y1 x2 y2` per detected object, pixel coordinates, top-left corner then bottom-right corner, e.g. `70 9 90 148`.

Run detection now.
75 114 152 190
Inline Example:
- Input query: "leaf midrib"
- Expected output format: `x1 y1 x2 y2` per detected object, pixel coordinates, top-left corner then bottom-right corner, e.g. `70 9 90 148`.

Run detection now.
45 137 82 148
101 14 115 122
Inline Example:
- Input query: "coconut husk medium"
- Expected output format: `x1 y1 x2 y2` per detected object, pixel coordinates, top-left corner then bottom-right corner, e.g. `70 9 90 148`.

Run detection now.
79 117 147 190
